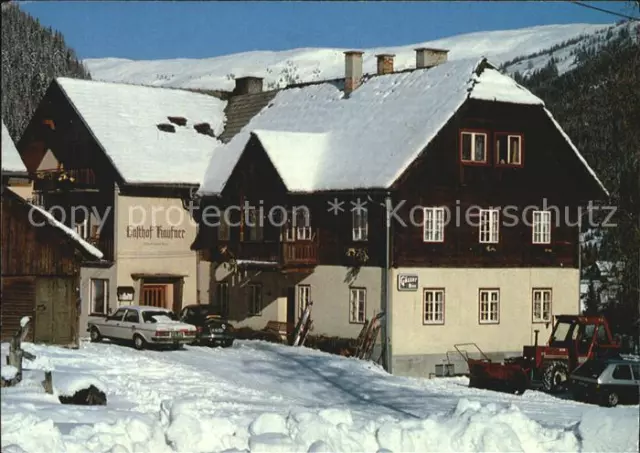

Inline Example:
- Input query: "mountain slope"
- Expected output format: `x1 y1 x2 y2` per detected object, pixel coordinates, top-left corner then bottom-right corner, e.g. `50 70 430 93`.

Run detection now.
84 23 620 91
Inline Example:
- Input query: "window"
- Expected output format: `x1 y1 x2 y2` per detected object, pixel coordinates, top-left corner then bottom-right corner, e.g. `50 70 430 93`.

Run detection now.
612 365 632 380
479 289 499 324
216 282 229 317
423 207 445 242
423 289 445 325
297 285 311 317
247 284 262 316
532 289 552 323
460 131 487 163
124 310 139 323
285 208 312 241
352 207 368 241
479 209 499 243
75 218 89 240
108 308 126 321
496 134 523 165
218 214 230 241
349 288 366 324
245 207 263 241
90 279 109 314
532 210 551 244
141 285 167 308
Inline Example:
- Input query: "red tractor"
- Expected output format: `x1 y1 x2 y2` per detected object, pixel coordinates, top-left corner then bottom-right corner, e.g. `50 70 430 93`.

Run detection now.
456 315 620 394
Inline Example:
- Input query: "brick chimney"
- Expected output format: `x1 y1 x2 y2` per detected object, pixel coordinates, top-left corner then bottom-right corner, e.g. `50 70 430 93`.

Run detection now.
376 54 395 75
415 48 449 69
344 51 364 96
233 76 263 95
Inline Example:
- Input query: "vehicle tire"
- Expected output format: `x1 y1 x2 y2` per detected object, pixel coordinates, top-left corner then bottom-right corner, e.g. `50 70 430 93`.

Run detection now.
133 334 146 351
89 327 102 343
542 361 569 393
602 391 619 408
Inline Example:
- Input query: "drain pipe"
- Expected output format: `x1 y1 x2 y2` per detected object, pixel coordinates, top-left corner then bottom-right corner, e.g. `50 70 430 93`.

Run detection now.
382 192 393 374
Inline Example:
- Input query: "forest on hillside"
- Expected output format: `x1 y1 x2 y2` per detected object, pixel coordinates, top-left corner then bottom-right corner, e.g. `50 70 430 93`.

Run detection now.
1 3 91 142
514 26 640 336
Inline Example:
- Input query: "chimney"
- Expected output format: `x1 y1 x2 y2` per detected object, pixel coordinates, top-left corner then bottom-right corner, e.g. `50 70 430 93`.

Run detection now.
415 48 449 69
344 51 364 96
233 76 263 95
376 54 395 75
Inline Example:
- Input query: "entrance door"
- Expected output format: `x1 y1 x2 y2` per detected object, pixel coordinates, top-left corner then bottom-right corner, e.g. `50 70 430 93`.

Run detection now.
34 277 76 345
141 285 168 308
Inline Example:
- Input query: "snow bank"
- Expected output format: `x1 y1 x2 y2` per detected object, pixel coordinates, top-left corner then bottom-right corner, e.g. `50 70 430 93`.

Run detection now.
161 398 584 452
53 372 107 397
577 408 640 453
1 365 19 380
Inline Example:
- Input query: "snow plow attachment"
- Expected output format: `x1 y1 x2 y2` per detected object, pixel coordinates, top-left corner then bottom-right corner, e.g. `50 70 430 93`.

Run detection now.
454 343 529 395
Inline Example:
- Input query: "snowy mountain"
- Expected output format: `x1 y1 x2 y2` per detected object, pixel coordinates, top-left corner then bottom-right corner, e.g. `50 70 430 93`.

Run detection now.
84 22 631 92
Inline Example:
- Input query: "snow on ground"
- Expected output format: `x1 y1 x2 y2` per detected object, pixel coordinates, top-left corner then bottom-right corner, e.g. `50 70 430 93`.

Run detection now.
84 23 616 92
2 340 638 453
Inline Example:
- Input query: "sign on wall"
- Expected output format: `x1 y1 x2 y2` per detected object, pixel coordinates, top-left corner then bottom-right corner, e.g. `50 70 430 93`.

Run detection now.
397 274 419 291
117 286 135 302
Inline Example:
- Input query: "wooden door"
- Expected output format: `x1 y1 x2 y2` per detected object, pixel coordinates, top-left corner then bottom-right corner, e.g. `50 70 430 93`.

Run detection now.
141 284 167 308
0 277 35 341
34 277 76 345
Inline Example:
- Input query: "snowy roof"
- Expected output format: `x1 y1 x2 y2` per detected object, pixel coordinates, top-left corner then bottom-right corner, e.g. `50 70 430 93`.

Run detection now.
27 200 103 259
55 78 227 185
1 121 27 173
199 58 606 195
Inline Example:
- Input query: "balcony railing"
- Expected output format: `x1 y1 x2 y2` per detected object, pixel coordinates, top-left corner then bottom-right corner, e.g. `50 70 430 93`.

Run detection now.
229 239 319 268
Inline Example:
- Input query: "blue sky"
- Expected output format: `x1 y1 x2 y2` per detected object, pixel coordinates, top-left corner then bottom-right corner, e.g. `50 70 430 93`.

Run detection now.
18 1 636 60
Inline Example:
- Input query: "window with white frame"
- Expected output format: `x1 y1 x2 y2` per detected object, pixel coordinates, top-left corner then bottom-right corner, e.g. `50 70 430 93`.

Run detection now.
216 282 229 317
285 208 312 241
496 134 523 165
90 279 109 314
352 207 368 241
349 288 366 324
423 207 445 242
532 210 551 244
297 284 311 317
247 284 262 316
479 209 499 243
460 131 487 163
423 289 445 325
532 288 552 323
479 289 499 324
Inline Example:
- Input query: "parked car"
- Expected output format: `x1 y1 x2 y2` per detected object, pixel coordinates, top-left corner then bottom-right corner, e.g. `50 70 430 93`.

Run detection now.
178 304 234 347
88 305 197 350
568 358 640 407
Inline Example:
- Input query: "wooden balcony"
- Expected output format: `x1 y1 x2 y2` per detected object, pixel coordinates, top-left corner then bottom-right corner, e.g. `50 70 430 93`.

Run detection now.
88 237 114 262
228 239 319 270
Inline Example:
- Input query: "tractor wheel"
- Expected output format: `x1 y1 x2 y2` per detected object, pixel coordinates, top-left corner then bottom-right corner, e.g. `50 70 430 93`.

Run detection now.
542 361 569 393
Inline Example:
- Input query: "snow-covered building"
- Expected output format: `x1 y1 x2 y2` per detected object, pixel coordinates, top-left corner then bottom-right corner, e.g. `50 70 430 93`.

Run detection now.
193 49 608 376
2 120 33 201
15 78 226 336
1 187 103 345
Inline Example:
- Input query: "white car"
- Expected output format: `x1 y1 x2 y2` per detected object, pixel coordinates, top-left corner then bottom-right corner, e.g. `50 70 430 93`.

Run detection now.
88 305 197 350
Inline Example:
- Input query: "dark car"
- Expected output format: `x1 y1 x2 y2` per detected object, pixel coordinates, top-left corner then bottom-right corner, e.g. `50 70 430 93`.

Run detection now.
569 358 640 407
178 304 234 347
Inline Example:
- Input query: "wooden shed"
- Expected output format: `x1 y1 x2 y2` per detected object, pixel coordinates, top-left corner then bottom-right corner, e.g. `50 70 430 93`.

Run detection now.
1 187 103 345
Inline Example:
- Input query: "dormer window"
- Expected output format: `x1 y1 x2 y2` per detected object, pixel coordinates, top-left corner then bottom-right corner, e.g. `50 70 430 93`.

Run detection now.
460 131 487 163
496 133 523 166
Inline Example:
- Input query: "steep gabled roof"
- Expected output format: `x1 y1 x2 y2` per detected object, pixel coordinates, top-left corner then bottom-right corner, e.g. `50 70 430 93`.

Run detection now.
1 121 27 174
199 57 607 196
55 78 227 186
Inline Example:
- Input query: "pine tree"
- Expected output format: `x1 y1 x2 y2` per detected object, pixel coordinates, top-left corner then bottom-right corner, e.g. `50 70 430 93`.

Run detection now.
1 3 91 142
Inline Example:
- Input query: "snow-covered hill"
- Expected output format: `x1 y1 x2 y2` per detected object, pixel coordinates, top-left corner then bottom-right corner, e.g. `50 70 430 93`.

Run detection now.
84 22 629 92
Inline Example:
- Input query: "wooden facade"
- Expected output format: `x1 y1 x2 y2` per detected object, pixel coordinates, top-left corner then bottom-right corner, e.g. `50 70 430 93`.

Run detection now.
194 99 606 272
1 188 97 345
